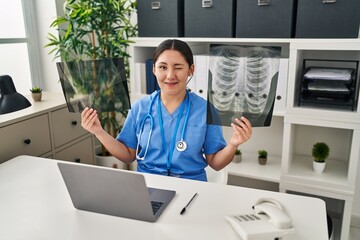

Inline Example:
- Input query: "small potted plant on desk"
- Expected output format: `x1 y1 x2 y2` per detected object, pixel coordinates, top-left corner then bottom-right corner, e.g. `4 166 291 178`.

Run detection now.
30 87 42 102
258 150 268 165
233 149 242 163
312 142 329 174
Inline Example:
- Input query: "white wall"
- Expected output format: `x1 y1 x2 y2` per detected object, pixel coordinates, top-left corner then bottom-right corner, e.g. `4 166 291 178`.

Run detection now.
34 0 63 93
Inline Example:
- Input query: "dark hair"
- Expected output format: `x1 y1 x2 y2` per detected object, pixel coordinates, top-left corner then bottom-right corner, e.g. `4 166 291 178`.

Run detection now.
153 39 194 67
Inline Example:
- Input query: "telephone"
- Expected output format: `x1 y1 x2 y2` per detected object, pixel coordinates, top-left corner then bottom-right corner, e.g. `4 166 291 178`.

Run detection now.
225 198 296 240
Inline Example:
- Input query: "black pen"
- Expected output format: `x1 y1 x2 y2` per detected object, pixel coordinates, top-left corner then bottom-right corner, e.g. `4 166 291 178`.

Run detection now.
180 193 198 215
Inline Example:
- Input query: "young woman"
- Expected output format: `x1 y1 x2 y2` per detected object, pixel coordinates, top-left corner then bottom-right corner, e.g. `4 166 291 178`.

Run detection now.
81 39 252 181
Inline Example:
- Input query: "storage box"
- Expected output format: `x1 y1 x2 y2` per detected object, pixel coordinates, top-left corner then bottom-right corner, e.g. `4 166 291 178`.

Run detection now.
184 0 235 38
137 0 184 37
295 0 360 38
235 0 296 38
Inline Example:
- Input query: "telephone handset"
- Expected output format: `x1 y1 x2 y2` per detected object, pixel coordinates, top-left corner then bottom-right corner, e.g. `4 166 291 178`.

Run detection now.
225 197 296 240
252 197 292 229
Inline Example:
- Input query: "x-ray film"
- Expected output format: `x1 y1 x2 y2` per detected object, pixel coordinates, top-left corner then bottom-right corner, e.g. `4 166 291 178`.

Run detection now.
207 44 281 127
57 58 130 113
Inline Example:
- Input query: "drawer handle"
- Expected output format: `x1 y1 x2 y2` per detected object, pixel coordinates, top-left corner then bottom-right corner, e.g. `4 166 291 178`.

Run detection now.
323 0 336 3
24 139 31 145
277 95 282 100
71 120 78 126
151 2 160 10
74 158 81 163
202 0 213 8
258 0 270 6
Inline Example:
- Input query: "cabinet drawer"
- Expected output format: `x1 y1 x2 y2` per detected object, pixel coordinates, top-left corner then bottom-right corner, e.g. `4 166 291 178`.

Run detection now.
51 107 88 148
0 114 51 163
54 137 94 165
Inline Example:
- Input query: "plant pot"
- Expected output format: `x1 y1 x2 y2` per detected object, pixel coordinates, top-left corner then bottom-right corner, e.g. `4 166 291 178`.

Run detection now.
31 92 42 102
258 157 267 165
233 154 242 163
313 161 326 173
95 155 127 169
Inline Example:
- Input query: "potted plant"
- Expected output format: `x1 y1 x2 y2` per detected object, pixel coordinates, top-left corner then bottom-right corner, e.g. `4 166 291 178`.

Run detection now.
30 87 43 102
46 0 137 168
258 150 268 165
233 149 242 163
312 142 329 173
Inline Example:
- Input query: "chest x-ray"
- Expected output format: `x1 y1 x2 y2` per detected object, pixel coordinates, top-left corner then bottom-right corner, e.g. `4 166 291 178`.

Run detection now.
206 44 281 127
57 58 130 113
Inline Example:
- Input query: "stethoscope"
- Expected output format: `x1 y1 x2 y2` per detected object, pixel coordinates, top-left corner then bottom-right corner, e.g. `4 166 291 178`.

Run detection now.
136 90 191 174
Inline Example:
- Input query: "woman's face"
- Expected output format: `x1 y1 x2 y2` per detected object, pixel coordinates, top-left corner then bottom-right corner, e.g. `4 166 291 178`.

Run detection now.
153 49 194 97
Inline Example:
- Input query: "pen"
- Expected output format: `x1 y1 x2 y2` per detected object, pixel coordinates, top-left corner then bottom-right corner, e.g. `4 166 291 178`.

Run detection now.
180 193 198 215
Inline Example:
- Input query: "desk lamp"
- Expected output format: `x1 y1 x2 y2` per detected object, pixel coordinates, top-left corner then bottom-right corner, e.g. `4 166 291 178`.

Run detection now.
0 75 31 114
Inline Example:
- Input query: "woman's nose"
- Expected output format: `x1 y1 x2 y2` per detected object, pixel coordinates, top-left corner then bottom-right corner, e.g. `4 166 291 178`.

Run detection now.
166 68 176 79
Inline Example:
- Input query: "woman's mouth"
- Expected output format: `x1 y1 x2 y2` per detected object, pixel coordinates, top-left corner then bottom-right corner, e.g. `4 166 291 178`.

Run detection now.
164 81 178 87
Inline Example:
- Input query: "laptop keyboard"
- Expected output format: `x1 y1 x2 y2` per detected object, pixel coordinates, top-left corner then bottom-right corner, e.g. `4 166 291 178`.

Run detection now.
151 201 164 215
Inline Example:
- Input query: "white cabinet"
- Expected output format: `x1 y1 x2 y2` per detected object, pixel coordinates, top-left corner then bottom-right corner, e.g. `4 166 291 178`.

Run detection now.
129 37 360 240
0 92 95 165
51 106 88 148
280 40 360 240
54 136 94 164
0 114 51 160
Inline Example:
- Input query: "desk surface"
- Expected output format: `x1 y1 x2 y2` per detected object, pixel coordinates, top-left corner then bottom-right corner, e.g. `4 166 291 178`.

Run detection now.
0 156 328 240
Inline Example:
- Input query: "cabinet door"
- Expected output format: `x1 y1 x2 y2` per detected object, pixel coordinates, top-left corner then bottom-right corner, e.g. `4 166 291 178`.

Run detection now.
51 107 88 148
54 137 94 165
0 114 51 163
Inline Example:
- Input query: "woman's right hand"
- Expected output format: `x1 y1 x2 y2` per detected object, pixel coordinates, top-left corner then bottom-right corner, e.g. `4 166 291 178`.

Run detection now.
81 107 103 136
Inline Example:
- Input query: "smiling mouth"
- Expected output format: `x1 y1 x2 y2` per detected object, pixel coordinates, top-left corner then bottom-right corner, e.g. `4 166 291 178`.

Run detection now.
165 82 178 86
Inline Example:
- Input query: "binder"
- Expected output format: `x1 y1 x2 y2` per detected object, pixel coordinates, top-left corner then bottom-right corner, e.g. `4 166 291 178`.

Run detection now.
194 55 209 100
273 58 289 115
145 59 160 94
135 62 146 95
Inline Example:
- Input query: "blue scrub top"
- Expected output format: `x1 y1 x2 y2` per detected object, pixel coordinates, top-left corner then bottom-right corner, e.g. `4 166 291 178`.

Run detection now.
117 91 226 181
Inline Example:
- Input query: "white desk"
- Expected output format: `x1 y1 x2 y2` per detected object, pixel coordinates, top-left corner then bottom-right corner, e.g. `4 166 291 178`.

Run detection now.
0 156 328 240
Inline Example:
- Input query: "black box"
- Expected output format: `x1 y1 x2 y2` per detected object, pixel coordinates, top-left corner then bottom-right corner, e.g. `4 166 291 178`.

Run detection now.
295 0 360 38
235 0 296 38
137 0 184 37
184 0 235 38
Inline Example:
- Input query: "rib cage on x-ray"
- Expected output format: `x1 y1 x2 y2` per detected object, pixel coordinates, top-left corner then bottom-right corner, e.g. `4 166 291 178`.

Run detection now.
208 45 280 126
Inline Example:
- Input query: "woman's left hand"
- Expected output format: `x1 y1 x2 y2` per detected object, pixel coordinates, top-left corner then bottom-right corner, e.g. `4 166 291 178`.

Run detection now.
230 117 252 147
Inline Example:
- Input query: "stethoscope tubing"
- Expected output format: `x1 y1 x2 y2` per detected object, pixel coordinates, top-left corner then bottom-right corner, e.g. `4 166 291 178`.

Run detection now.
135 92 157 161
135 90 190 169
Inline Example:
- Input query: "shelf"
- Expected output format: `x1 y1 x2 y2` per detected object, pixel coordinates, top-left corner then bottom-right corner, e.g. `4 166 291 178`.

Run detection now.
286 46 360 122
130 37 293 45
284 114 360 129
131 37 360 48
129 37 360 240
283 156 353 195
226 152 281 183
290 39 360 51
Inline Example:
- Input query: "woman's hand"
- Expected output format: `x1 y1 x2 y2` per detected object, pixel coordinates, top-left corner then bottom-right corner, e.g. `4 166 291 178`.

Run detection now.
81 107 103 136
206 117 253 171
229 117 252 147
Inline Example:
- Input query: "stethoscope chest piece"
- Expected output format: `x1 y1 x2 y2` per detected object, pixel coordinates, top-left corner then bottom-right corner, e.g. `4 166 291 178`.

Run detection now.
176 140 187 152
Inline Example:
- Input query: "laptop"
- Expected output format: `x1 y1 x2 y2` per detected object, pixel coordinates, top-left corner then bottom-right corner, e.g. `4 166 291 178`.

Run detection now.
57 162 176 222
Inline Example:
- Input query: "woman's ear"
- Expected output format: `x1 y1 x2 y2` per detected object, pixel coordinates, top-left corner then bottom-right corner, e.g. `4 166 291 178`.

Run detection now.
189 64 195 76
